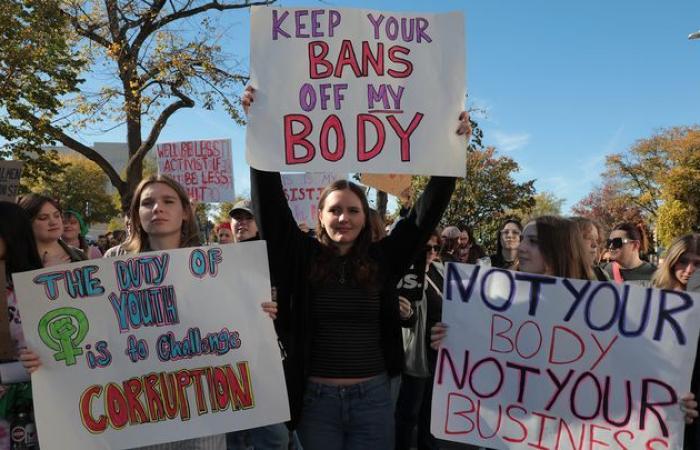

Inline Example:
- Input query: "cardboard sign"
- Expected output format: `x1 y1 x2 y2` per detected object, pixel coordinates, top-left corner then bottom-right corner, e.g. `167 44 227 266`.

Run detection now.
247 7 466 176
360 173 412 202
432 263 700 449
0 160 23 201
0 262 13 360
156 139 235 202
281 172 343 225
13 242 289 450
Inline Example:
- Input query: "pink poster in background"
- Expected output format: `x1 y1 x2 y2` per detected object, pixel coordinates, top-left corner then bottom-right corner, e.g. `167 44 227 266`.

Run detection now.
281 172 343 225
157 139 235 202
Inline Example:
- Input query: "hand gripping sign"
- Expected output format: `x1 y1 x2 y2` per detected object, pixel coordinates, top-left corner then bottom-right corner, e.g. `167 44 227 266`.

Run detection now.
247 7 466 176
431 263 700 449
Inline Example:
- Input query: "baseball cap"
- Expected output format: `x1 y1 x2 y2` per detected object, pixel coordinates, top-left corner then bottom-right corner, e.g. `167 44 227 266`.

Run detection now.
229 199 254 217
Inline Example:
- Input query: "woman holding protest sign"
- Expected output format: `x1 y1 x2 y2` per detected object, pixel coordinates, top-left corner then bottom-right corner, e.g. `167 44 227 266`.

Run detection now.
651 234 700 449
600 222 656 286
243 86 469 450
0 202 43 450
19 175 278 450
18 194 87 265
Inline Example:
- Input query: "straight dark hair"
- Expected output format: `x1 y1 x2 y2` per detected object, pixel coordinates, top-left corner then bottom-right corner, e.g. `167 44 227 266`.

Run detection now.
0 202 43 285
17 193 62 220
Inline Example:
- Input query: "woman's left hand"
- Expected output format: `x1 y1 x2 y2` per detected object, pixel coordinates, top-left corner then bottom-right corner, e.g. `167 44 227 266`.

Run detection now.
682 392 698 424
398 296 413 320
261 301 278 320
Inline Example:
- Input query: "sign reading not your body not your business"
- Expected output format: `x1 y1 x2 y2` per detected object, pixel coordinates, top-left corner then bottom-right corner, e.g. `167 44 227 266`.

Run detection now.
13 242 289 450
432 263 700 449
247 7 466 176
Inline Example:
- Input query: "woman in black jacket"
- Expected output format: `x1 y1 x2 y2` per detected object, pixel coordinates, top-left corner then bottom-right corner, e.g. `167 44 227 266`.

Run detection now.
244 87 470 450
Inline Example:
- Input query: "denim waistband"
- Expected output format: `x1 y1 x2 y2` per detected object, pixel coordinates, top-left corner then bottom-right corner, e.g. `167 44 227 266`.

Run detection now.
305 373 389 399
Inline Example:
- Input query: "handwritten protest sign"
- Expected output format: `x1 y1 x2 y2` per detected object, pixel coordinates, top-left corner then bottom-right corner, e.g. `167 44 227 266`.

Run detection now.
360 173 412 202
247 7 466 176
0 160 23 201
13 242 289 450
281 172 342 225
432 263 700 449
157 139 235 202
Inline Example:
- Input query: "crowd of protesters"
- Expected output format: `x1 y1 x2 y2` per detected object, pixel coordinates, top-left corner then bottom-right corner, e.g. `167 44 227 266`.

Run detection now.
1 92 699 450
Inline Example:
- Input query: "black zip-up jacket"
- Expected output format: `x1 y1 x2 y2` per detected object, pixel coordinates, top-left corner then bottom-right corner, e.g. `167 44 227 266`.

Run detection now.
251 168 454 428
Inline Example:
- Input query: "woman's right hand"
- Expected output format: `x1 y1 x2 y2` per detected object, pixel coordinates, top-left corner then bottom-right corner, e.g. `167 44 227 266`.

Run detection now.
242 86 256 115
430 322 448 350
19 349 42 374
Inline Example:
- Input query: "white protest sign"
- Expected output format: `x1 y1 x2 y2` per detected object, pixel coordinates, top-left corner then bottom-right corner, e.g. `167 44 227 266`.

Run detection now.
13 242 289 450
247 7 466 176
432 263 700 449
0 160 23 201
281 172 343 225
157 139 235 202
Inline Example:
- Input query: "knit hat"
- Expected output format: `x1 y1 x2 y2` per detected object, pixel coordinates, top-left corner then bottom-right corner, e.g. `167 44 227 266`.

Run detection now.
64 209 89 236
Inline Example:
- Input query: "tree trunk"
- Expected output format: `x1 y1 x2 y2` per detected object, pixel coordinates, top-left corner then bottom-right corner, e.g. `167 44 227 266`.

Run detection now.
376 190 388 219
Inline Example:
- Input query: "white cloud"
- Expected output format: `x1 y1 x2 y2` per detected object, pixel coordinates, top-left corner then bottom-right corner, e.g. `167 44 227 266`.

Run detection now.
492 130 531 152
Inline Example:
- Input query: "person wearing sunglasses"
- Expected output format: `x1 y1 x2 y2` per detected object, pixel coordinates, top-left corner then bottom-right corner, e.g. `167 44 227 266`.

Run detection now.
600 222 656 286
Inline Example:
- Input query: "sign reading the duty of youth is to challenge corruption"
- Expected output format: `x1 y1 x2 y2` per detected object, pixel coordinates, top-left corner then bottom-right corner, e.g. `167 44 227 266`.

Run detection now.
432 263 700 449
157 138 235 202
247 7 466 176
13 242 289 450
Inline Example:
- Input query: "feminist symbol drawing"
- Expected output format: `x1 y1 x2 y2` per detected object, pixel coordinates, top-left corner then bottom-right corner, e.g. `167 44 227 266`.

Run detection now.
38 307 89 366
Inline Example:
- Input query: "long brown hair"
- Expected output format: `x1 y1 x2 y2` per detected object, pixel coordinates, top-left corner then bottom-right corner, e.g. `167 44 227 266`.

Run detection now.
534 216 594 280
123 175 200 253
652 234 700 290
312 180 377 286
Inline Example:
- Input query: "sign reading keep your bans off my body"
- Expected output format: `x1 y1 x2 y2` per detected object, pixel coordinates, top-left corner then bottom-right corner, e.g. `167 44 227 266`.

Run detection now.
13 242 289 450
431 263 700 449
246 7 466 176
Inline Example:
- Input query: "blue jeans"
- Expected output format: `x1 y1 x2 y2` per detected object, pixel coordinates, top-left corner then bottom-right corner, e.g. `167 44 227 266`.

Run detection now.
297 373 394 450
226 423 290 450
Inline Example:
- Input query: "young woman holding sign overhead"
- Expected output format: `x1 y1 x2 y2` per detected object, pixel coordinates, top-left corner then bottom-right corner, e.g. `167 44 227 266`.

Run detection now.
20 175 277 450
243 86 470 450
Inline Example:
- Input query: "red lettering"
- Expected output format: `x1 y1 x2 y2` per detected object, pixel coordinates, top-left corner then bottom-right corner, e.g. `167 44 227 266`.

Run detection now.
503 405 528 443
387 45 413 77
549 326 585 365
123 378 149 425
444 393 475 435
175 369 193 420
144 373 165 421
284 114 315 164
319 114 345 161
357 114 386 161
226 362 254 409
387 113 423 161
308 41 333 78
490 313 514 353
105 383 129 429
80 385 107 433
333 40 362 78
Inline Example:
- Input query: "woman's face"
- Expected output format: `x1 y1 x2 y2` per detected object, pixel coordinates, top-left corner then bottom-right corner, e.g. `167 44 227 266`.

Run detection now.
32 202 63 243
518 222 549 275
674 252 700 288
607 230 638 267
581 225 600 266
62 214 81 240
318 189 366 249
500 222 521 251
138 183 186 240
425 236 439 265
217 228 234 244
458 231 470 248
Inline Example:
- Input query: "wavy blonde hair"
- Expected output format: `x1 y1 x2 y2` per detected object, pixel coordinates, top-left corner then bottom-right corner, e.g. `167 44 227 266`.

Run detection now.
123 175 200 253
652 234 700 290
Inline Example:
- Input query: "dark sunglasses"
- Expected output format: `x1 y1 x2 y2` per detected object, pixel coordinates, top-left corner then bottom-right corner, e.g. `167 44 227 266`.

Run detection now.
425 244 440 253
606 237 634 249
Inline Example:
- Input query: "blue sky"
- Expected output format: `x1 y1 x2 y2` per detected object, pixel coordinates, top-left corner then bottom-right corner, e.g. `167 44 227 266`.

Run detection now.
87 0 700 212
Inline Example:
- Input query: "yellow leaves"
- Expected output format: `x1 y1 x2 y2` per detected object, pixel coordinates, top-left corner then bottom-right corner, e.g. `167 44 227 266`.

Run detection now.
107 41 121 59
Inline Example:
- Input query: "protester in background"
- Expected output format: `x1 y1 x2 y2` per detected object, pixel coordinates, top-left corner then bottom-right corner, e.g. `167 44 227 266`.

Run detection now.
245 81 468 450
395 230 442 450
216 222 234 244
62 209 102 259
457 226 485 264
600 222 656 286
570 216 607 280
18 194 86 265
0 202 43 450
369 208 387 242
439 226 461 262
19 175 269 450
96 234 109 253
490 218 522 270
229 200 259 243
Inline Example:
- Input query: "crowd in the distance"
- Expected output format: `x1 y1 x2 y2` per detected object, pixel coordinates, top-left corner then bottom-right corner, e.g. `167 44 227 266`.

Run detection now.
0 89 699 450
